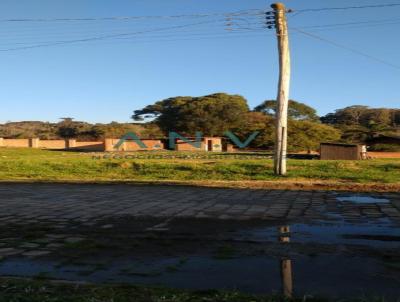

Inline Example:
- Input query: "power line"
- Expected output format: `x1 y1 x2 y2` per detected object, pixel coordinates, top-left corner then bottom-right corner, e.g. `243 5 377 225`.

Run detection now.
294 17 400 31
0 9 265 23
292 21 400 34
0 21 265 40
3 15 400 43
0 14 269 50
291 27 400 70
0 19 230 51
301 17 400 28
2 4 400 52
0 28 269 47
293 3 400 13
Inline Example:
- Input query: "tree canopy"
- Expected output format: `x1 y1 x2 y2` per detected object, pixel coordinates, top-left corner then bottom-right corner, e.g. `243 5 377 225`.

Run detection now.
321 105 400 127
132 93 249 136
288 120 341 151
321 106 400 143
0 120 158 140
254 99 319 122
232 112 340 151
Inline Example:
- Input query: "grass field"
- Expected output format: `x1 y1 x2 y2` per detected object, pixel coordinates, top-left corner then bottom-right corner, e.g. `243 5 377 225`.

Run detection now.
0 278 388 302
0 148 399 191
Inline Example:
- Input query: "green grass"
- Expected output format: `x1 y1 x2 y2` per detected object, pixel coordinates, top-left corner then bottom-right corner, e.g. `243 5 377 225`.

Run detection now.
0 148 399 185
0 278 392 302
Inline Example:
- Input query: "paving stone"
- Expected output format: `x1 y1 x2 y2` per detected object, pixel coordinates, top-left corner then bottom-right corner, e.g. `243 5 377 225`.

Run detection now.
0 248 24 256
46 234 66 239
0 184 399 226
46 243 64 249
101 224 114 229
19 243 40 249
33 238 53 244
22 250 51 257
64 237 85 244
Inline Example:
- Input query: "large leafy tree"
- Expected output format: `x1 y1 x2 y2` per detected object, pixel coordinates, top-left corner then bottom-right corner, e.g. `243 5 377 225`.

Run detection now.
233 112 340 151
321 106 399 127
321 105 369 125
254 99 319 122
321 106 400 143
232 112 274 148
132 93 249 136
288 120 341 152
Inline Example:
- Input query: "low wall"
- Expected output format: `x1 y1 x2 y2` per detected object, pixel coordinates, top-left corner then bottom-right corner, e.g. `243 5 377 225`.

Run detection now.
0 138 104 152
104 138 164 151
1 139 30 148
0 137 228 153
205 137 222 152
175 141 205 151
174 138 222 152
39 140 66 149
74 141 104 151
368 152 400 159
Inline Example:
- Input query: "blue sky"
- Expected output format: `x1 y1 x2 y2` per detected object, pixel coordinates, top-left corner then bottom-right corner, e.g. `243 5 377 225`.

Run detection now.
0 0 399 123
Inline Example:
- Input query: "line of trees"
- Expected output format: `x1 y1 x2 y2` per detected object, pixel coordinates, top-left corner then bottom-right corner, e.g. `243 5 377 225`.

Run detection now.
0 118 162 141
1 93 398 151
321 105 400 144
132 93 342 151
132 93 399 151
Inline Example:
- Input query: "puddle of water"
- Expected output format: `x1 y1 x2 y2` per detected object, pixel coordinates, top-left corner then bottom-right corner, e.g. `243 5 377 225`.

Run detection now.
336 196 390 204
0 254 399 300
1 212 400 300
237 219 400 248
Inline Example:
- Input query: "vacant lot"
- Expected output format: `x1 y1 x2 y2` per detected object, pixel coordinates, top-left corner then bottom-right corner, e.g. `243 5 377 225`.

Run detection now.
0 148 399 191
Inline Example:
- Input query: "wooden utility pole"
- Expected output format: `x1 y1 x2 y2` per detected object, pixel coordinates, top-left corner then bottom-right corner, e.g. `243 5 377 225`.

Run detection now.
271 2 291 175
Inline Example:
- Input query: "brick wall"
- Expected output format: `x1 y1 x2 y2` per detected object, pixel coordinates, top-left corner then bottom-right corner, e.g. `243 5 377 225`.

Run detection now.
105 138 164 151
39 140 67 149
74 141 105 151
175 139 205 151
0 137 225 152
0 138 103 151
1 139 30 148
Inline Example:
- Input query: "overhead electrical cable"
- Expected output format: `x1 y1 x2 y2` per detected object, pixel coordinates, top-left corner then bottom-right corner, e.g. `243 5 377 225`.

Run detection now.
294 3 400 13
291 27 400 70
0 18 230 51
0 9 265 23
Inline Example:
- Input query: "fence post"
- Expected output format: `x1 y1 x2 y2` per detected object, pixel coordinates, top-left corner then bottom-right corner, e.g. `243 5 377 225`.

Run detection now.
66 139 76 149
104 138 114 152
29 138 40 148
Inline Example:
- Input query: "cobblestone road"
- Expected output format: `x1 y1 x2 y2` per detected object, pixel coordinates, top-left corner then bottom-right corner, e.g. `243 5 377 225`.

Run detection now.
0 183 399 225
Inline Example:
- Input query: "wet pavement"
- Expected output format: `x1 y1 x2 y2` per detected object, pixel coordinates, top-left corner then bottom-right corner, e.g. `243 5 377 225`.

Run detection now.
0 183 400 299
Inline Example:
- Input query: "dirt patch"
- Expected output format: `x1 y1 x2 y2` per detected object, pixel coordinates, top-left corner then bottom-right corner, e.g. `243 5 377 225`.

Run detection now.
0 179 399 192
368 152 400 159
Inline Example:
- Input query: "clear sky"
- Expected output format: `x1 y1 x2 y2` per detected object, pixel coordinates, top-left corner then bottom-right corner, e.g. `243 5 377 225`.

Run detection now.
0 0 399 123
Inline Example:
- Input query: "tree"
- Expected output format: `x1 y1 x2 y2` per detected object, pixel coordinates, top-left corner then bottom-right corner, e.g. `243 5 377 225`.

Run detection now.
132 93 249 136
321 106 397 127
232 111 340 151
288 120 341 152
321 105 369 125
254 99 319 122
394 110 400 126
57 118 78 138
321 105 399 143
340 105 369 125
56 118 94 140
232 112 274 149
